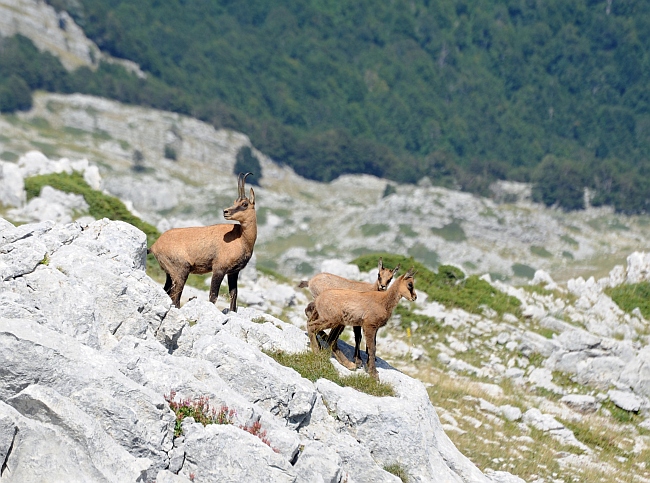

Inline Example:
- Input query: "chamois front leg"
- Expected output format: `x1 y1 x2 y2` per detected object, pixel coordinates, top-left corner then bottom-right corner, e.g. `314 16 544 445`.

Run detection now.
353 326 364 368
227 271 239 312
325 325 345 347
324 325 358 370
363 325 379 380
209 270 225 306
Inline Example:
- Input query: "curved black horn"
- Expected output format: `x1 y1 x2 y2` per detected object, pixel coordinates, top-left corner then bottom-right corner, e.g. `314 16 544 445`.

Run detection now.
241 172 254 197
237 172 245 198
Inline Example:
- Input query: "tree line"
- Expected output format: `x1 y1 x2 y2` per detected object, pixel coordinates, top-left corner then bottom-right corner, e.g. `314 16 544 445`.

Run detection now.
2 0 649 213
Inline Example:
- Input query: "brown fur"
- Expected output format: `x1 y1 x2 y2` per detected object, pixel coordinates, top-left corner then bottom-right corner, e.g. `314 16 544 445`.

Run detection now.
307 269 417 380
150 172 257 311
301 258 399 368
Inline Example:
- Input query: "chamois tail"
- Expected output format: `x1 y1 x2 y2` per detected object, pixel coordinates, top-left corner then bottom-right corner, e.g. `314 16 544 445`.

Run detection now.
298 280 309 289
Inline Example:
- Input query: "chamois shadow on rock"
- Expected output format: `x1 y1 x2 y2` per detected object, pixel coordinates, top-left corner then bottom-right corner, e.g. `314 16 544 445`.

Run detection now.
332 338 395 373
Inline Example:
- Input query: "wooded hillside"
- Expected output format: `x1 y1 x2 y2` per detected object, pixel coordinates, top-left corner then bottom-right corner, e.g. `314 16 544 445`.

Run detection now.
2 0 649 213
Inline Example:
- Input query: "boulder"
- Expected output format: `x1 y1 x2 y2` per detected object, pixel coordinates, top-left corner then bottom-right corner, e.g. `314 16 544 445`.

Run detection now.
0 161 25 208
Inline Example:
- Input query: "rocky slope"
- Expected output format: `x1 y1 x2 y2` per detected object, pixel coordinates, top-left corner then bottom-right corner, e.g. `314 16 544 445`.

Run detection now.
0 214 525 483
3 5 650 481
3 152 650 482
2 92 650 286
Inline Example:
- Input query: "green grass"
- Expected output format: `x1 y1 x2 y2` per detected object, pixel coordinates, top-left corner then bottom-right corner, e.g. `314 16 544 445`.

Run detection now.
25 171 159 244
407 243 439 269
399 224 417 237
383 463 408 482
360 223 389 237
511 263 536 279
522 285 555 297
601 401 641 425
257 265 292 284
605 282 650 320
430 221 466 242
560 234 579 247
0 151 18 161
352 253 521 317
29 141 58 158
266 350 395 397
165 391 235 437
530 245 553 258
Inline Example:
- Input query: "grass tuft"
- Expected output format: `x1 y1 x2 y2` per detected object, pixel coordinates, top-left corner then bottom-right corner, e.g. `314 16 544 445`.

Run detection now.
384 463 409 482
266 350 395 397
605 282 650 320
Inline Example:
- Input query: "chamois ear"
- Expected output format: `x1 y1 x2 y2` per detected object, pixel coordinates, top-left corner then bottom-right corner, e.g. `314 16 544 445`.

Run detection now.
378 257 383 271
393 264 401 275
249 187 255 205
405 267 417 278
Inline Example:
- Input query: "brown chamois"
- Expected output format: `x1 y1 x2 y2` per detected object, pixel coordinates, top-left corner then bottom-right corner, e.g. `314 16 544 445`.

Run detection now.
307 268 417 380
149 172 257 311
299 258 400 367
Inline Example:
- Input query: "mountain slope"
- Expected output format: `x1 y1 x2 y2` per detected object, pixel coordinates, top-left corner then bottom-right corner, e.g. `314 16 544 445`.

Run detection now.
2 0 650 211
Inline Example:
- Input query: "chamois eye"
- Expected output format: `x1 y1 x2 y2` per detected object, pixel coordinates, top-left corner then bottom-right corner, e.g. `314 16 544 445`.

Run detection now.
408 283 413 289
242 201 248 208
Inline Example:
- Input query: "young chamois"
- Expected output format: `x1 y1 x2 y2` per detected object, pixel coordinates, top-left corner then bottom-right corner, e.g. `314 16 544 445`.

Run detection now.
149 172 256 311
307 268 417 380
299 258 400 367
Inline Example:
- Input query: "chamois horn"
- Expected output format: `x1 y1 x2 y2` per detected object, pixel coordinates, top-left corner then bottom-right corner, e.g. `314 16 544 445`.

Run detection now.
238 172 254 199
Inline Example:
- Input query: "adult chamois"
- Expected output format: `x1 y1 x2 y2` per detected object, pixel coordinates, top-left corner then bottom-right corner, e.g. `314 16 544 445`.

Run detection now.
299 258 400 367
150 172 257 311
307 268 417 380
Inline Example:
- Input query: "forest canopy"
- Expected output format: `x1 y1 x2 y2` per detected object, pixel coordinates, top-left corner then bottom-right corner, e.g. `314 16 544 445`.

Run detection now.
2 0 649 213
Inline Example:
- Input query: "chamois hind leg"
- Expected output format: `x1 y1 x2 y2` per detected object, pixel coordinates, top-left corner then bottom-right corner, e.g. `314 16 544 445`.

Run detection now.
163 273 173 296
307 311 323 353
169 266 190 308
227 271 239 312
325 325 356 370
353 326 364 368
306 302 330 344
363 325 379 380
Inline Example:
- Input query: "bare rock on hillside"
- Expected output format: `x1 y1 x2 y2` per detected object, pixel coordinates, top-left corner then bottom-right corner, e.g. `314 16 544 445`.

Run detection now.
0 216 523 483
0 0 145 76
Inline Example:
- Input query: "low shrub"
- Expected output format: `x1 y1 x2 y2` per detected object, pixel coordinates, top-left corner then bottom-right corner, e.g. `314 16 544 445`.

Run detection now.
165 391 276 450
24 171 159 246
351 253 521 317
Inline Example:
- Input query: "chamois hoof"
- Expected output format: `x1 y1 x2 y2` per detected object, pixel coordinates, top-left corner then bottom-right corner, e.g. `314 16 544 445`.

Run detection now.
354 358 363 369
332 350 357 371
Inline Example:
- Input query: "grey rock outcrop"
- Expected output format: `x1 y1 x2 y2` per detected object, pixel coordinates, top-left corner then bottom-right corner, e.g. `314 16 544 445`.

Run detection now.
0 216 511 483
0 0 145 75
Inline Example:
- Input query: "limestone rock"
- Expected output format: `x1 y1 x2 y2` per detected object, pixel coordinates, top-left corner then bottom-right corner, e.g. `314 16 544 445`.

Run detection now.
0 161 25 208
560 394 600 413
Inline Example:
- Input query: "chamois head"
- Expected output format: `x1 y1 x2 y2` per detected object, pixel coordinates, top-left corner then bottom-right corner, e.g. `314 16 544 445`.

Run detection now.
398 267 418 301
377 257 400 291
223 172 256 223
